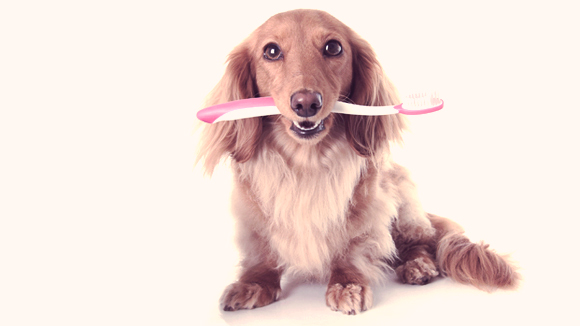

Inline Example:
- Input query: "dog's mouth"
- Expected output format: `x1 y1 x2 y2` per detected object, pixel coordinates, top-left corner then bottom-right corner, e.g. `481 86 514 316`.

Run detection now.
290 119 325 138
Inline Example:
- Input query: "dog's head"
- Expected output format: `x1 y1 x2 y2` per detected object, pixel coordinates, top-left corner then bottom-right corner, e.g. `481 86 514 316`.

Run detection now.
198 10 406 174
251 10 353 144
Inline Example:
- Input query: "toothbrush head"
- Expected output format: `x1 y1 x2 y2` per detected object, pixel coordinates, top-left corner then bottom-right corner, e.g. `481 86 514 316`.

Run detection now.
394 92 444 115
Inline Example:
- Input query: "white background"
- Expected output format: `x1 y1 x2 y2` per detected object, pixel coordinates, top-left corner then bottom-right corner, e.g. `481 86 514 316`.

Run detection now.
1 1 579 325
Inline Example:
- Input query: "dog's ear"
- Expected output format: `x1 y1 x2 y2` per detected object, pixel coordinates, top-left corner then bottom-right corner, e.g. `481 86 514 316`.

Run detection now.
344 35 407 158
196 43 262 175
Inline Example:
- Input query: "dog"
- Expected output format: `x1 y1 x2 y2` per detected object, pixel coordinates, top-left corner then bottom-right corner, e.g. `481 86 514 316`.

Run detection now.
196 9 518 315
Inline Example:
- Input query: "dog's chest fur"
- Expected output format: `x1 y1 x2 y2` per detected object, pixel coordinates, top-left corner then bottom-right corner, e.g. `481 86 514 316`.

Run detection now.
235 128 367 276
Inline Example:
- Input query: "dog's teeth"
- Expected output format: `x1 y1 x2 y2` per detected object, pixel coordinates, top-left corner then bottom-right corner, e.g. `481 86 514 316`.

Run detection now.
293 120 322 131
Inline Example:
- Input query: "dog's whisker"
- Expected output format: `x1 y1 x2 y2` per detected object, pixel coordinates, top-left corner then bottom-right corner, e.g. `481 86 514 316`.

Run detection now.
337 94 354 104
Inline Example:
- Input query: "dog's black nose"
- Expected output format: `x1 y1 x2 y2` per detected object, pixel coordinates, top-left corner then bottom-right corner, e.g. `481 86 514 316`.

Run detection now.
290 91 322 117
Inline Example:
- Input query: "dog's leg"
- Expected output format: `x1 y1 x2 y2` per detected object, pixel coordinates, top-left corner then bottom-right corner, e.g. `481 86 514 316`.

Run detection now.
325 261 372 315
383 164 440 285
392 210 439 285
373 163 437 285
391 203 439 285
394 240 439 285
221 180 284 311
220 261 283 311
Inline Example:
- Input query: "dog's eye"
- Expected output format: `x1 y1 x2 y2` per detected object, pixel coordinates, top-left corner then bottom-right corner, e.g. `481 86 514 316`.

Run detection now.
324 40 342 56
263 43 283 61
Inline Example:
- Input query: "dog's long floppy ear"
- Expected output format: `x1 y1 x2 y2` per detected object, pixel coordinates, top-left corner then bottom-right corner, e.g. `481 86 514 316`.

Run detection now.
344 35 407 159
196 42 262 175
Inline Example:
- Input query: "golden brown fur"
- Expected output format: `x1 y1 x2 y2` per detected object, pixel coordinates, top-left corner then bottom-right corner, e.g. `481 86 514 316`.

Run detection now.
196 9 518 314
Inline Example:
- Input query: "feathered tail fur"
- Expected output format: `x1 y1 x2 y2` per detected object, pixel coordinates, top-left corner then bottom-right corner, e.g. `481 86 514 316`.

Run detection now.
429 214 519 290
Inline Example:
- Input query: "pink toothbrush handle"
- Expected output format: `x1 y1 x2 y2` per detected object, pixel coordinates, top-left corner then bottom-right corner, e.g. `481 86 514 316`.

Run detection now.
394 100 444 115
197 97 276 123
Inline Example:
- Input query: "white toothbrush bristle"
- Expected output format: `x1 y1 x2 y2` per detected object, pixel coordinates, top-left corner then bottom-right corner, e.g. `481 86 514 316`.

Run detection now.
402 91 442 109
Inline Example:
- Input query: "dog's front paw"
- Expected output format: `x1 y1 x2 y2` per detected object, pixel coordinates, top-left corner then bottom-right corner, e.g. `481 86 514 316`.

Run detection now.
396 257 439 285
220 282 281 311
325 283 372 315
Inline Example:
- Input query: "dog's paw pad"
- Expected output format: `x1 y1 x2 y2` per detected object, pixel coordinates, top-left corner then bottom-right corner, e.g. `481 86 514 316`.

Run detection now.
220 282 281 311
325 283 372 315
396 257 439 285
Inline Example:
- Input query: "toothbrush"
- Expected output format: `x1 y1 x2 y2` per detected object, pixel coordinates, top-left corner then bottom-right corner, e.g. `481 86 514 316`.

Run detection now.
197 92 444 124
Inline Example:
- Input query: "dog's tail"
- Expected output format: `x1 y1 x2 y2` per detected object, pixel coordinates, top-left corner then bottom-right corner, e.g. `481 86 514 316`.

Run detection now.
428 214 519 290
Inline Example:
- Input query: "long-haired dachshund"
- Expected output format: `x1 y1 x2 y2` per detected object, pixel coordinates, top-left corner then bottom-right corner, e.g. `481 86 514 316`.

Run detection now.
197 9 518 315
